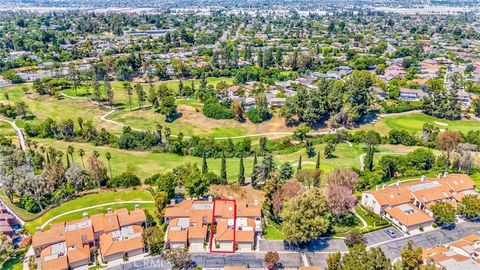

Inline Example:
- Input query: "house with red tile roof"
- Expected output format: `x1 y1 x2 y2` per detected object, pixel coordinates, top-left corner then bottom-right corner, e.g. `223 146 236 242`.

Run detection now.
361 173 477 232
32 207 147 269
164 197 262 252
423 234 480 270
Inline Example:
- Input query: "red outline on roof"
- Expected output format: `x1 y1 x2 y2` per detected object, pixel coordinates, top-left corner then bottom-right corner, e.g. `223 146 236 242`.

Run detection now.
209 198 236 254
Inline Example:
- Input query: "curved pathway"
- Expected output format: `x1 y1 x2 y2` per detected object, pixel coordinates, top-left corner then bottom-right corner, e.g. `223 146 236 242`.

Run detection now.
39 200 154 230
0 118 26 150
100 108 343 140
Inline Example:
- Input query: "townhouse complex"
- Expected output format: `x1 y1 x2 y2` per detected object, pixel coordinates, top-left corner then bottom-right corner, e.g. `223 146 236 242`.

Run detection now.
361 173 477 233
32 207 147 270
164 197 262 252
423 234 480 270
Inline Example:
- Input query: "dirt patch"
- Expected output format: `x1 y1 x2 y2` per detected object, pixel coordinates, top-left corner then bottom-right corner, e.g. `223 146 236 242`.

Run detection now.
208 184 264 202
176 105 296 134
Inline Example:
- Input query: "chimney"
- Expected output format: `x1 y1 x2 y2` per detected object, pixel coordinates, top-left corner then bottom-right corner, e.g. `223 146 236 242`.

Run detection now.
135 204 140 210
443 171 449 177
36 227 42 232
421 175 426 181
208 195 213 202
437 173 443 178
170 199 176 206
396 181 400 186
82 212 89 219
107 208 112 214
253 199 259 206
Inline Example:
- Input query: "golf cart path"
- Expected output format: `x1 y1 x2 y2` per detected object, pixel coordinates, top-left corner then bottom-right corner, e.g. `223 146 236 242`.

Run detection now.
39 200 154 229
0 118 26 150
100 109 342 140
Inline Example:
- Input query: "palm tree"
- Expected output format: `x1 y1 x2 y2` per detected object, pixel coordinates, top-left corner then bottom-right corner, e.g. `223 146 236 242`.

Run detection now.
105 152 112 177
156 124 163 144
79 148 85 168
164 127 171 145
67 145 75 163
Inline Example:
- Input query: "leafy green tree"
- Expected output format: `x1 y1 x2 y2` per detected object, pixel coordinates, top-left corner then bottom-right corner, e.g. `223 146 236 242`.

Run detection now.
143 226 165 255
432 201 456 226
123 81 133 109
401 241 423 270
159 96 177 119
135 83 146 108
165 247 192 270
293 124 311 141
279 162 293 181
324 141 336 159
459 195 480 220
280 188 331 243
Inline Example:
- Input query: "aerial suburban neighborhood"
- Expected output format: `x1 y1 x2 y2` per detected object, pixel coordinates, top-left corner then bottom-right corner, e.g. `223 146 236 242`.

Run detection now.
0 0 479 269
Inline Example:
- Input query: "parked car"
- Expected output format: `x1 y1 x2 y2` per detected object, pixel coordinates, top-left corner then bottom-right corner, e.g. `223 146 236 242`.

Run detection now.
385 228 397 238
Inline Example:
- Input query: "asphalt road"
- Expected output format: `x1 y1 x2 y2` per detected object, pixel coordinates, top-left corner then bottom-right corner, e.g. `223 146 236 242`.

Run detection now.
259 239 348 252
108 222 480 269
376 221 480 259
364 226 404 246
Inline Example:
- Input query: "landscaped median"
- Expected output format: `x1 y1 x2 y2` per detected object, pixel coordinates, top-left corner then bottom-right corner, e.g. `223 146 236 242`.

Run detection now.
23 189 154 233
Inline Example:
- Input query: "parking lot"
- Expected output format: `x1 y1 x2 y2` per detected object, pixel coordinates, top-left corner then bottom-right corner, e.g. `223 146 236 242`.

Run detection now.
259 238 347 252
377 222 480 259
364 227 403 246
307 253 330 269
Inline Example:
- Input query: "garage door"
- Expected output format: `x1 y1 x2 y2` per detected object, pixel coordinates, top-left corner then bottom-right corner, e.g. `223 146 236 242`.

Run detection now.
238 243 252 251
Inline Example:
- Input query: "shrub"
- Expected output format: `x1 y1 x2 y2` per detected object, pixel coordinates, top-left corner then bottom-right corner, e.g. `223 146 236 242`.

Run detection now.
202 99 234 119
107 172 141 188
246 108 263 123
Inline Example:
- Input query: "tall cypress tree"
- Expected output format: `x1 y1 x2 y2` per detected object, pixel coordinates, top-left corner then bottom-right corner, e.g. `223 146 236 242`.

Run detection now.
316 153 320 169
364 146 374 171
297 155 302 173
202 152 208 174
221 153 227 181
238 156 245 185
251 153 258 185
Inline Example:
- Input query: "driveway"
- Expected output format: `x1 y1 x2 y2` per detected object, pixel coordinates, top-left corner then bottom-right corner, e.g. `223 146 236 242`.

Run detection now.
364 227 404 246
375 221 480 259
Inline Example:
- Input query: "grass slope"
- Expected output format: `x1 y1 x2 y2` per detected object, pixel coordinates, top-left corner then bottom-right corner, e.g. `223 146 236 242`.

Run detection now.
24 190 153 233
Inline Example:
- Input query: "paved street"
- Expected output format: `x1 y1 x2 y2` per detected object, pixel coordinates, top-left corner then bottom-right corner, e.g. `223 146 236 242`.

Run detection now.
107 222 480 269
259 238 348 252
364 226 403 246
307 253 330 269
376 221 480 259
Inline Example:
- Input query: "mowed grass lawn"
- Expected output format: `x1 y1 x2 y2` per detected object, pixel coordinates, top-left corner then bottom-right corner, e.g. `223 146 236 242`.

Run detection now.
34 138 256 181
383 113 480 135
34 139 427 182
61 77 234 110
108 108 248 138
24 190 154 233
0 84 121 133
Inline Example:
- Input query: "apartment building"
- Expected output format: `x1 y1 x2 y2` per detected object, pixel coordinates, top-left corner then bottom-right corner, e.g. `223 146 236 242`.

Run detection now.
32 207 147 270
164 197 262 252
423 234 480 270
361 173 477 232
